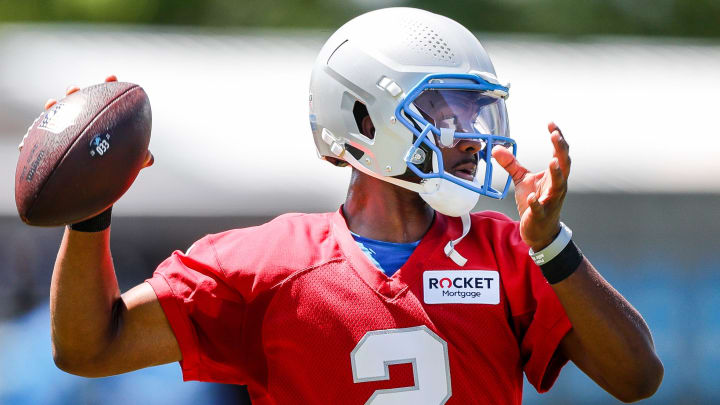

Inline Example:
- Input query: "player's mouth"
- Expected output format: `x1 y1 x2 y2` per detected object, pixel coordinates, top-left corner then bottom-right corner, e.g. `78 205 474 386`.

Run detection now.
451 159 477 181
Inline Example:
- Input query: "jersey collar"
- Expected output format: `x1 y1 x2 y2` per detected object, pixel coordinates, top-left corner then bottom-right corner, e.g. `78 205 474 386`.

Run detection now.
331 206 450 300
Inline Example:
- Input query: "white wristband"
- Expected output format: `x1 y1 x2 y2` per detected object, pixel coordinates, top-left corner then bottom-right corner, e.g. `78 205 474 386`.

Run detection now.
528 222 572 265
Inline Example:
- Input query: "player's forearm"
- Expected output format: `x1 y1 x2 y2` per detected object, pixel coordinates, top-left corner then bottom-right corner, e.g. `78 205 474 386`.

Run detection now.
552 258 663 402
50 227 122 375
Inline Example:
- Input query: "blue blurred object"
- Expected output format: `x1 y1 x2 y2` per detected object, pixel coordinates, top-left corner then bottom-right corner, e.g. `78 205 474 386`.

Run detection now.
0 302 238 405
523 255 720 404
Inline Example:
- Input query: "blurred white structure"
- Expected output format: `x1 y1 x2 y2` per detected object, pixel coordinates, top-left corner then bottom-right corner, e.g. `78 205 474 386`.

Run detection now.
1 25 718 216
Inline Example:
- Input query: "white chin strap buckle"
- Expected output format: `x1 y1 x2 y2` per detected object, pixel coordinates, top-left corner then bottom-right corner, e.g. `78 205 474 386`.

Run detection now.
444 213 471 266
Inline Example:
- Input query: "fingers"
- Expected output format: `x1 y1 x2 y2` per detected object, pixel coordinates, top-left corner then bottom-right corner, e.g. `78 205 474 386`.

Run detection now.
44 98 57 110
548 122 571 178
547 157 565 197
43 75 117 110
45 86 77 110
547 122 561 135
492 146 529 184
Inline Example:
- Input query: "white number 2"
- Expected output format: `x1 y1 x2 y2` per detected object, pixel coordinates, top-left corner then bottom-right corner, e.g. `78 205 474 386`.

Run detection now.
351 326 452 405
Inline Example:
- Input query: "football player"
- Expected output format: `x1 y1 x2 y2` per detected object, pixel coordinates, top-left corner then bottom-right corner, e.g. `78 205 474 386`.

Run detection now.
49 8 662 404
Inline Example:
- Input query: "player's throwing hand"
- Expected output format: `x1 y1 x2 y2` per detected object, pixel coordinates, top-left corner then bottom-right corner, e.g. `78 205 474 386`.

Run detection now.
492 122 571 251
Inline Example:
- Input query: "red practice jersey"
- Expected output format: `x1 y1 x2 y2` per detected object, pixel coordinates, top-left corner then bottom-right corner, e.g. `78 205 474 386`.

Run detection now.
147 208 572 405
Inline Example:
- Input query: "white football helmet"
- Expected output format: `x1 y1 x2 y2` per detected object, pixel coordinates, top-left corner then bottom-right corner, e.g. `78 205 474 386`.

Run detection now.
309 7 516 218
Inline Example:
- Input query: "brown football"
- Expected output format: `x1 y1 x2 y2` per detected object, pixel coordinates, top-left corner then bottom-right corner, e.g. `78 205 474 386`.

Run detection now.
14 81 152 226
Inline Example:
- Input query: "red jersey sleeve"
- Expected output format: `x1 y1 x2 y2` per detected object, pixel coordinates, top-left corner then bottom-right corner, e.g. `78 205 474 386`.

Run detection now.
146 235 248 384
475 211 573 393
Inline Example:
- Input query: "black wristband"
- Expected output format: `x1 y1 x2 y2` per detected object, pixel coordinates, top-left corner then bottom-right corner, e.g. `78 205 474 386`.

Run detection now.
539 239 584 284
68 207 112 232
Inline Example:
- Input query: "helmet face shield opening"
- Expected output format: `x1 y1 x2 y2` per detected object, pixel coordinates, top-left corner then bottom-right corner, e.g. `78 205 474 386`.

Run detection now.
413 89 509 149
396 73 517 199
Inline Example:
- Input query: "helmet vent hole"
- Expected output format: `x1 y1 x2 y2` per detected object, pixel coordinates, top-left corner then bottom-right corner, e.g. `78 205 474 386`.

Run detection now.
402 19 456 64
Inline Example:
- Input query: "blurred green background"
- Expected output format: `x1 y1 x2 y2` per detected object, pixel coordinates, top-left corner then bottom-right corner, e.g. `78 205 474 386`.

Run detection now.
2 0 720 38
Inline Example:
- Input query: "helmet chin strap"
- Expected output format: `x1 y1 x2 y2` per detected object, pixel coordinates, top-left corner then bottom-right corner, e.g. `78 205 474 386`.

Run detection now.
321 127 427 193
340 148 427 193
444 213 471 266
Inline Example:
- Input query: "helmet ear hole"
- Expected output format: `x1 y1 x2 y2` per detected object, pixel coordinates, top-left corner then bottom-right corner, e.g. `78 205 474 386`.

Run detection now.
352 101 374 140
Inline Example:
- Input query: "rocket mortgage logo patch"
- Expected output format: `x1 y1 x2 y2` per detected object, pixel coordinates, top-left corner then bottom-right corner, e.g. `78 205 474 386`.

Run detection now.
423 270 500 304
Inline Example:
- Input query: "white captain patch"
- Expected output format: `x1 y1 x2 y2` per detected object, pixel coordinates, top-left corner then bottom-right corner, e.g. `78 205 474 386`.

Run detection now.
423 270 500 305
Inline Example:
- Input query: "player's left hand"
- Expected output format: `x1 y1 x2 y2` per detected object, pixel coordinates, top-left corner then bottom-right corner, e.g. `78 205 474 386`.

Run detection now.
492 122 570 251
